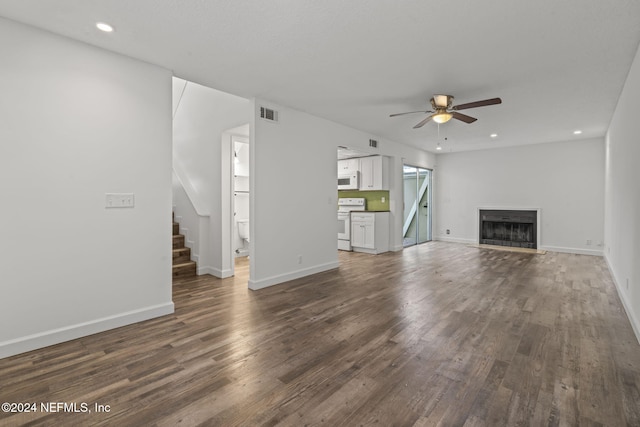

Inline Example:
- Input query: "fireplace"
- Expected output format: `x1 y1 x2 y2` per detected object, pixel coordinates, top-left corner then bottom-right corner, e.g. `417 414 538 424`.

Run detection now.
479 209 537 249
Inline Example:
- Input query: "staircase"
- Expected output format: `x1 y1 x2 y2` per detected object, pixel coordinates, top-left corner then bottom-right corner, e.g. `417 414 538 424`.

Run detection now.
172 214 197 279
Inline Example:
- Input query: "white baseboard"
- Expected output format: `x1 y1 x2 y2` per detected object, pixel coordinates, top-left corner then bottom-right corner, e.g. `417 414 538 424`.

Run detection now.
434 236 475 244
432 238 604 256
540 245 603 256
605 255 640 344
391 244 404 252
0 302 175 359
249 261 339 290
198 266 233 278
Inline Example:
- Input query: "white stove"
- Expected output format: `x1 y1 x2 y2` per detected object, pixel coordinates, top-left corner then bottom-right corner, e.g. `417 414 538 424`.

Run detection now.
338 198 366 251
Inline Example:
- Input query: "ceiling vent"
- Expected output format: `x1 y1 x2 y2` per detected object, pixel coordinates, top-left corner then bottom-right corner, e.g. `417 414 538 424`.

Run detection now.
369 139 378 148
260 106 278 122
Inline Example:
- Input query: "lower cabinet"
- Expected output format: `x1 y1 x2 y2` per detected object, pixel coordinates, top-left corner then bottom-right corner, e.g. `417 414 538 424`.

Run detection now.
350 212 389 254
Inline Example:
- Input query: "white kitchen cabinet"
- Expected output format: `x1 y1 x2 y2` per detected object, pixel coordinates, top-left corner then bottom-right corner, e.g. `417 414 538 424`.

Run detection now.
358 156 388 190
350 216 374 249
350 212 389 254
338 158 360 174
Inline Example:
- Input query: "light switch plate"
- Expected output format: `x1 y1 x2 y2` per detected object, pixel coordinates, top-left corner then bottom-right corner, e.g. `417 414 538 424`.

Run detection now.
106 193 135 208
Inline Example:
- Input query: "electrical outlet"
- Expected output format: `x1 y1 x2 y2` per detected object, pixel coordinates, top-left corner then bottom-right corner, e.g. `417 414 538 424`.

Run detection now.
381 196 385 203
105 193 135 208
297 255 302 264
586 239 592 245
446 229 450 235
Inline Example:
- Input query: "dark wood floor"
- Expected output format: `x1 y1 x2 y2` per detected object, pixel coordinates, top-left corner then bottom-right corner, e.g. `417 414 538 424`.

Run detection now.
2 242 640 426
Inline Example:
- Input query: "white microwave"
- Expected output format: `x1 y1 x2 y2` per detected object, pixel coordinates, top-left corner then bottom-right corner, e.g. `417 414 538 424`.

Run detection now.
338 172 359 190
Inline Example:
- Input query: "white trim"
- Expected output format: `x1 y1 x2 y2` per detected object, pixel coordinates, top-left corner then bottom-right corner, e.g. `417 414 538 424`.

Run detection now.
605 255 640 344
180 225 195 250
540 246 603 256
391 244 404 252
198 266 233 278
435 236 475 244
248 261 339 290
0 303 174 359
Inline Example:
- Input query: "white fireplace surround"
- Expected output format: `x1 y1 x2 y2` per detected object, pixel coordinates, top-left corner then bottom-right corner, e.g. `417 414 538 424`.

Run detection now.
476 207 541 248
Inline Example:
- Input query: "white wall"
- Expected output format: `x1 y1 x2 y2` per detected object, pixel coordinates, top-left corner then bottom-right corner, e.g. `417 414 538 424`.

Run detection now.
0 18 173 358
435 138 605 255
605 41 640 340
249 99 436 289
172 78 250 277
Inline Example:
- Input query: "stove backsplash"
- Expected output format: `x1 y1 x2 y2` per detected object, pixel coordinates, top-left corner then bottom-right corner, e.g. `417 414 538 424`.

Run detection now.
338 190 389 211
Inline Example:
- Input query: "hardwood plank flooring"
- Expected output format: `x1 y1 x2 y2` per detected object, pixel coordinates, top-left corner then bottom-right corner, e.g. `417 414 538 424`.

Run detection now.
2 242 640 426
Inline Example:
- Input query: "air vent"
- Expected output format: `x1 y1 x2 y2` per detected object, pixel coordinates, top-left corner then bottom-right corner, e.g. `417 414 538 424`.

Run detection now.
369 139 378 148
260 106 278 122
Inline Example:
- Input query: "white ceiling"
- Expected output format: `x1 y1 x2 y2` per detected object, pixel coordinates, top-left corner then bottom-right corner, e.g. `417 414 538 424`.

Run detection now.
2 1 640 153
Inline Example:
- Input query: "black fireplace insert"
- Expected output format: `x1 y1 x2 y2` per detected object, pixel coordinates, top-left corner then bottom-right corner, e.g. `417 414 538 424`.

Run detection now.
479 209 537 249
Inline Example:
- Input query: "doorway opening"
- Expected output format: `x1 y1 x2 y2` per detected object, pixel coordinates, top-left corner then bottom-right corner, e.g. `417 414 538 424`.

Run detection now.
224 124 251 282
403 165 432 247
232 136 250 273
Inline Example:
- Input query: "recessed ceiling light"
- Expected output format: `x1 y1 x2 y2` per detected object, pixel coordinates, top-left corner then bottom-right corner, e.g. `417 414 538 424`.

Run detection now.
490 133 498 138
436 143 442 151
96 22 114 32
573 130 582 135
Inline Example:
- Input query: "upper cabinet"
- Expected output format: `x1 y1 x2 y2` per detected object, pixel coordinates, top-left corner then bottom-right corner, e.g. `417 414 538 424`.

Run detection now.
359 156 388 191
338 158 359 174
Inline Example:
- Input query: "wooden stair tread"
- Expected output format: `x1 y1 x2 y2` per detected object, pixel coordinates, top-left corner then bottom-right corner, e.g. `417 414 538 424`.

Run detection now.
172 213 196 278
172 247 191 264
173 261 196 267
172 261 197 278
172 234 185 249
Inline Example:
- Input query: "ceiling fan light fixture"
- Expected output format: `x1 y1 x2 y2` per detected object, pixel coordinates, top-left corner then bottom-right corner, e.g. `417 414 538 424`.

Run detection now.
432 112 453 124
96 22 114 32
391 94 498 128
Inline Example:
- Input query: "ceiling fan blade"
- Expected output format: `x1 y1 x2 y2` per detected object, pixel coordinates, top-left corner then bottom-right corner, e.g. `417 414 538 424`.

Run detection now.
413 115 433 129
453 97 502 111
390 110 430 117
452 112 477 123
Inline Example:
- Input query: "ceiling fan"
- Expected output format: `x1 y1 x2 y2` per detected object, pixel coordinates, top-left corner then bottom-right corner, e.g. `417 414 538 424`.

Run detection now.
390 94 502 128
